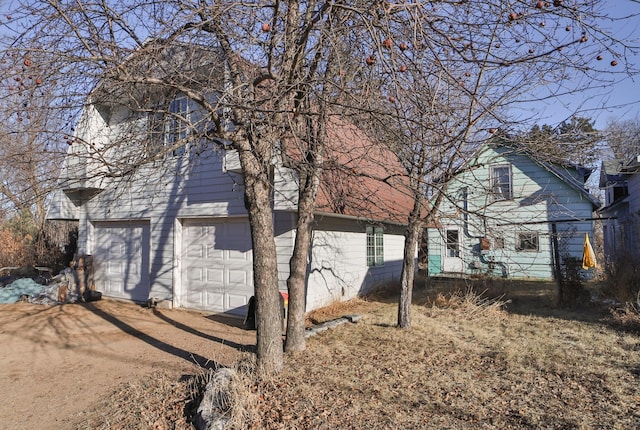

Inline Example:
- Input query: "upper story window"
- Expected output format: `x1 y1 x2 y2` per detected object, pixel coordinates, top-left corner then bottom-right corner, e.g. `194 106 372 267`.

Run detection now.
165 97 190 156
148 96 192 156
490 164 512 200
366 225 384 267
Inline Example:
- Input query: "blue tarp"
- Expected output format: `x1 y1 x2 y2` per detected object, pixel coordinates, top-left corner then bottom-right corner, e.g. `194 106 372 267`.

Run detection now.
0 278 60 304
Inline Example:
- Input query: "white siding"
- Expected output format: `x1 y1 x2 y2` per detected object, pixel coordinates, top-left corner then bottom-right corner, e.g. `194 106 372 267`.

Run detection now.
80 146 249 303
46 190 79 220
306 217 406 310
274 211 295 292
67 102 409 313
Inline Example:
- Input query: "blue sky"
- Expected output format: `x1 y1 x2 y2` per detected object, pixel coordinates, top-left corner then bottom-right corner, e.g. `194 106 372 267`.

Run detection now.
525 1 640 130
0 1 637 131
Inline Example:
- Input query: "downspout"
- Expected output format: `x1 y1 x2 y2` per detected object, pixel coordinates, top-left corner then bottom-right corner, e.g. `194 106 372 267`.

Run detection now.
462 187 509 277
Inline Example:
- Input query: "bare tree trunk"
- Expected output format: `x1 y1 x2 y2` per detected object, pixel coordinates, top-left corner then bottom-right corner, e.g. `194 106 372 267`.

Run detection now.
240 143 283 375
285 166 321 352
398 199 423 329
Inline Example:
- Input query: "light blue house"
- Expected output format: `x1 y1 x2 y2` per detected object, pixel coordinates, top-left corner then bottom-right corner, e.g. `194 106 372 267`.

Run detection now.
426 142 600 280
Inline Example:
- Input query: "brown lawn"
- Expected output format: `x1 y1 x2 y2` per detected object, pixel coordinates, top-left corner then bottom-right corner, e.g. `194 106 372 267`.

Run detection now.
3 280 639 429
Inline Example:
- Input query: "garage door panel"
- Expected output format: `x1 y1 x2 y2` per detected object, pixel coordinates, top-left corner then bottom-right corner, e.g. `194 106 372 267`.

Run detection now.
186 244 204 259
106 280 123 295
228 269 249 286
207 268 224 284
227 294 248 312
109 242 126 256
181 218 253 313
185 289 204 307
206 245 223 259
185 267 203 281
227 249 249 261
106 261 122 275
206 291 225 309
94 221 150 303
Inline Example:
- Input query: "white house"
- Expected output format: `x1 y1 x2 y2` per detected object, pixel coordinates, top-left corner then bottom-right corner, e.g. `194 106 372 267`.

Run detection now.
47 75 414 315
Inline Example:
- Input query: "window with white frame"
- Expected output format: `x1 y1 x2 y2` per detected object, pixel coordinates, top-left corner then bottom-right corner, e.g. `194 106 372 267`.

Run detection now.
490 164 512 200
517 232 539 251
148 96 191 156
366 225 384 267
165 97 190 156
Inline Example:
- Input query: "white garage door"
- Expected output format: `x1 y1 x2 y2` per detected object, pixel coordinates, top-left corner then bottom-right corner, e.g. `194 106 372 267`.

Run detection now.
94 221 150 302
181 218 253 314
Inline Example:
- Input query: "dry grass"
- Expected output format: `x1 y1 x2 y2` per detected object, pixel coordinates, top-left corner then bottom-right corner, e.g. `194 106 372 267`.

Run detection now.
76 371 193 430
611 302 640 330
79 284 640 429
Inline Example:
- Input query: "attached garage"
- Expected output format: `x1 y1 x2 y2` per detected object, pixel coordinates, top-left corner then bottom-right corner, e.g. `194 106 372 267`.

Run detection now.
180 218 254 315
93 221 151 302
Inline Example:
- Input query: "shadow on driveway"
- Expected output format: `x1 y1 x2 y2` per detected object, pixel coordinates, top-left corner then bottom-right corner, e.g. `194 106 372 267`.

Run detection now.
85 302 254 369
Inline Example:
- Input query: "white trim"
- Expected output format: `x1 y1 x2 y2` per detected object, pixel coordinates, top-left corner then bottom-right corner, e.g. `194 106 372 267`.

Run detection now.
173 217 183 308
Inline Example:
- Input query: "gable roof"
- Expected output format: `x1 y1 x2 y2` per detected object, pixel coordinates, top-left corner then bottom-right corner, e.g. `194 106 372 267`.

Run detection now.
481 140 601 209
317 118 415 224
600 157 640 185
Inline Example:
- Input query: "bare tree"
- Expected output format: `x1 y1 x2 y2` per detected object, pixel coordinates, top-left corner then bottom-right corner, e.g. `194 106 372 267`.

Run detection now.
604 117 640 161
0 46 66 226
352 1 637 328
4 0 415 371
5 0 636 369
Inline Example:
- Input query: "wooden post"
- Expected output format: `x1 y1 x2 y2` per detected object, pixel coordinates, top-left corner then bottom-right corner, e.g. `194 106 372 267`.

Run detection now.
551 223 563 305
76 256 86 301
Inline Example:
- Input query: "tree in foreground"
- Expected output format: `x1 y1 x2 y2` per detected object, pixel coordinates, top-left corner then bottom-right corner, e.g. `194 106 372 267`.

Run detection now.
352 1 636 328
4 1 637 369
2 1 414 373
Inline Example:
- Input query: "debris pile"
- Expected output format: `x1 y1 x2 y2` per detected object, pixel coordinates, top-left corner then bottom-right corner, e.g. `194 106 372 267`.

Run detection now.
0 256 100 305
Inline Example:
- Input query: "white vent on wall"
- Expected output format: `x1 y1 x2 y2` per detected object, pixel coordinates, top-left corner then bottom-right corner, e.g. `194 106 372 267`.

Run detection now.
223 149 242 174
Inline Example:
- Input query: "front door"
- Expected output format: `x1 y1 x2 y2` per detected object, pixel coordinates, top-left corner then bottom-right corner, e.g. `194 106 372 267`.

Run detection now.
442 227 464 273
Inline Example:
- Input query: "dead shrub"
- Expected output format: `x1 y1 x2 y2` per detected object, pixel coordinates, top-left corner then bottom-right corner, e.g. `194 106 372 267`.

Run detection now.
0 217 77 271
305 297 373 326
76 371 193 430
559 256 591 307
186 356 260 429
601 253 640 304
610 302 640 331
0 228 34 268
424 288 509 319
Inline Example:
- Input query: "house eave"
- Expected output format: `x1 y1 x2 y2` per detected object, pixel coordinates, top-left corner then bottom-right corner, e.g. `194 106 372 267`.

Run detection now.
62 187 104 205
310 208 408 227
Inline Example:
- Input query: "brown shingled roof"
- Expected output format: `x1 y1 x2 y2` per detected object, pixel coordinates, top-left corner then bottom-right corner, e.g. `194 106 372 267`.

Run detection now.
310 117 416 224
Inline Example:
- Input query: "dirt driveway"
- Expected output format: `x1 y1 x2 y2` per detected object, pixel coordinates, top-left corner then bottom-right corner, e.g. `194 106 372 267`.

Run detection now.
0 299 256 430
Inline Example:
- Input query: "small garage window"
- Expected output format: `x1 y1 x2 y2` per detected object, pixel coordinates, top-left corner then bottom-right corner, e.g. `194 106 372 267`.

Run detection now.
366 226 384 267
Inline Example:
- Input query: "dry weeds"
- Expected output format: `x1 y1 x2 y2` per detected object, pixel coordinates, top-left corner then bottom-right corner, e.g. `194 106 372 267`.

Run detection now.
80 286 640 429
